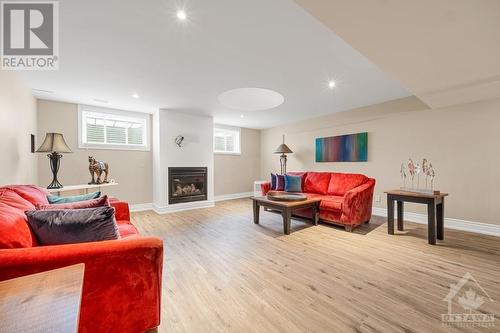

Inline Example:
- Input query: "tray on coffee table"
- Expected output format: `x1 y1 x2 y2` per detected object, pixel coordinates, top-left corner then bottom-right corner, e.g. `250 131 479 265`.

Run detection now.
266 191 307 202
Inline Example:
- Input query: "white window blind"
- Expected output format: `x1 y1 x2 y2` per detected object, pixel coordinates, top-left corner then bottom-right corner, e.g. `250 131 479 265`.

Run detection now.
214 125 240 154
79 106 149 151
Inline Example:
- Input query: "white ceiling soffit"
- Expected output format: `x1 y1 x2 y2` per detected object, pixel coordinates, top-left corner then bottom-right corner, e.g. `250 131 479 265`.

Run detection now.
18 0 410 129
295 0 500 109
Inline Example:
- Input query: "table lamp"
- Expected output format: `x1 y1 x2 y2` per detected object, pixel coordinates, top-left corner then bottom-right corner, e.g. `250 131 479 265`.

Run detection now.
36 133 72 189
274 134 293 175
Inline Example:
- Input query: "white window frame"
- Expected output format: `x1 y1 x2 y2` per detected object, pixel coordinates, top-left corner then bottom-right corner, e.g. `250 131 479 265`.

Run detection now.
213 124 241 155
78 105 151 151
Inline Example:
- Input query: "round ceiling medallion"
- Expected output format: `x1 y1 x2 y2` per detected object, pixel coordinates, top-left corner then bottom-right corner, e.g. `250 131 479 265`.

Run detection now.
218 88 284 111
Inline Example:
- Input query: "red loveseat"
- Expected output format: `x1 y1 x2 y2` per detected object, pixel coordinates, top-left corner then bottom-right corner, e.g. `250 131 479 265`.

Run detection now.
0 185 163 333
262 172 376 231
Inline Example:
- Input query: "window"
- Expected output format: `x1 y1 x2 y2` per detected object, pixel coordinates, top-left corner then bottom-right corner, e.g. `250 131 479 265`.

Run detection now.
79 105 150 151
214 125 241 154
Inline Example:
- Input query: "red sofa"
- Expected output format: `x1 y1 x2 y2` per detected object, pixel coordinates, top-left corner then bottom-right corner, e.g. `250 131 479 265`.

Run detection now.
262 172 376 231
0 185 163 333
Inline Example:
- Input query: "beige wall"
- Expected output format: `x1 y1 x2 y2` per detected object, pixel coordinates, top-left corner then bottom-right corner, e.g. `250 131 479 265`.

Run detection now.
37 100 152 205
214 128 261 196
261 96 500 226
0 71 37 185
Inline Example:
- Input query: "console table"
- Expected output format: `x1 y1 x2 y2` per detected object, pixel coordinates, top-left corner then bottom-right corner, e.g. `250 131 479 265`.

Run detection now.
385 190 448 245
47 182 118 196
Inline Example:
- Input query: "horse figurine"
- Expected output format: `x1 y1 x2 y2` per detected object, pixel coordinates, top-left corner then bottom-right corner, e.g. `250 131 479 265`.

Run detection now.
88 156 109 184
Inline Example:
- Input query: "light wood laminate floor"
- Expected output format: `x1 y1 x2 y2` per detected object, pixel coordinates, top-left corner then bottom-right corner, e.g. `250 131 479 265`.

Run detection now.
132 199 500 333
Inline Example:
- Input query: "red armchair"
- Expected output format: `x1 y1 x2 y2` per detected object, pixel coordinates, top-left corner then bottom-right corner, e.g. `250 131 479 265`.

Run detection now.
0 185 163 333
262 172 375 231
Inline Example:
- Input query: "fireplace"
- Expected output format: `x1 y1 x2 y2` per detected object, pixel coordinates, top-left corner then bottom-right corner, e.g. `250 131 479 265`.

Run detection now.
168 167 208 204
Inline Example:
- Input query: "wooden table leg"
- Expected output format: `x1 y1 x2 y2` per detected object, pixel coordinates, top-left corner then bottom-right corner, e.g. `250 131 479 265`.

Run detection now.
397 200 404 231
312 202 319 226
427 200 436 245
387 196 395 235
283 208 292 235
437 199 444 240
253 200 260 224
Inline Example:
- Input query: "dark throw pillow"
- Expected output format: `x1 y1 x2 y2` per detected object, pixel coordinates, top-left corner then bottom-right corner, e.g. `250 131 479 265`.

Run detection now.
47 191 101 204
284 174 302 192
270 173 277 190
25 206 119 245
276 174 285 191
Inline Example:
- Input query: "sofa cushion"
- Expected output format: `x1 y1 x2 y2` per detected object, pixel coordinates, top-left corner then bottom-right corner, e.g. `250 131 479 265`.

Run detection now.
4 185 49 205
0 188 39 248
117 222 140 238
0 188 35 211
303 172 331 194
47 191 101 204
0 202 39 248
327 173 368 196
25 206 119 246
319 196 344 212
36 195 110 210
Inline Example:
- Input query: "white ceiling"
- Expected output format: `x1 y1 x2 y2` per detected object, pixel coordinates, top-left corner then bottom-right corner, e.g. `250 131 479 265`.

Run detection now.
295 0 500 109
19 0 409 129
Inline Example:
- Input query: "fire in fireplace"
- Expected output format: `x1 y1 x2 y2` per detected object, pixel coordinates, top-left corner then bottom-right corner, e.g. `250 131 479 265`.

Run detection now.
168 167 207 204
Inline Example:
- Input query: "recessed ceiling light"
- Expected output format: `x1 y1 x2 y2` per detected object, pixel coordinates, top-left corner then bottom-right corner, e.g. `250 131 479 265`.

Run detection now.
176 10 187 21
328 81 336 89
240 114 245 119
131 93 140 99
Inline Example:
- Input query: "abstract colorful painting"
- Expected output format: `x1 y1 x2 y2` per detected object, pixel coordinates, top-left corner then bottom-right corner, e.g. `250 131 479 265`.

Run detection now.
315 132 368 162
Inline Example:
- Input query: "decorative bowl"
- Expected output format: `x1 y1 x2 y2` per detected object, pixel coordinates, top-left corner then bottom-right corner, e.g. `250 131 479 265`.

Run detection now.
267 191 307 202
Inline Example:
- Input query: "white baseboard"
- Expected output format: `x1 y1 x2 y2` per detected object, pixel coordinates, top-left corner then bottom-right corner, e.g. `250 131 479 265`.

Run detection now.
152 200 215 214
129 203 153 212
372 207 500 237
214 192 253 202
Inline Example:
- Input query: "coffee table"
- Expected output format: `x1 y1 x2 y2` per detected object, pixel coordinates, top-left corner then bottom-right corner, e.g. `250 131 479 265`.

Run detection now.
251 196 320 235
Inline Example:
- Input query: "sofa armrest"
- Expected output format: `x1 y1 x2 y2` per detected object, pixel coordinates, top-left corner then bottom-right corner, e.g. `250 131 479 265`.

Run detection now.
109 199 130 221
0 237 163 332
342 178 376 224
260 182 271 196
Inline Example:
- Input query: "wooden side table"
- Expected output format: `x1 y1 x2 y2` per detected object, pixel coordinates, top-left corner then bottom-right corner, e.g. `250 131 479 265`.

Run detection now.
0 264 85 332
385 190 448 245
